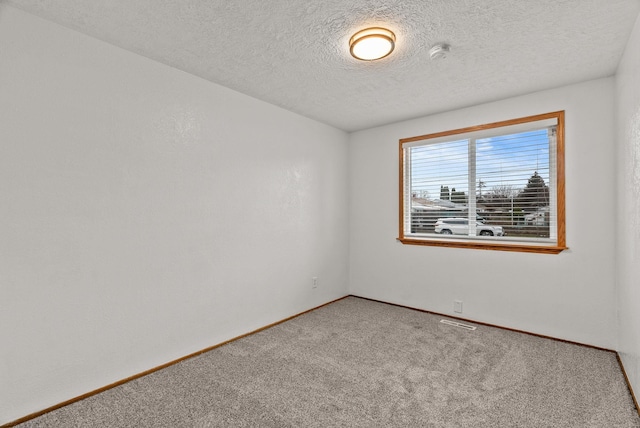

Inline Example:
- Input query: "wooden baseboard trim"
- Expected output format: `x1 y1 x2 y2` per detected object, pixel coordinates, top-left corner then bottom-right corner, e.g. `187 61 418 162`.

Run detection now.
1 295 349 428
616 353 640 418
349 294 640 416
349 295 615 353
6 294 637 425
355 295 640 417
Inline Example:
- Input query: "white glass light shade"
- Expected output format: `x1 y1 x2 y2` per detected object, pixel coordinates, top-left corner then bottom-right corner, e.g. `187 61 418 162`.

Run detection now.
349 27 396 61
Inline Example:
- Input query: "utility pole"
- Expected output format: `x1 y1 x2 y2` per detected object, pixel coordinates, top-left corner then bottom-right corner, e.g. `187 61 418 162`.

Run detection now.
478 179 486 200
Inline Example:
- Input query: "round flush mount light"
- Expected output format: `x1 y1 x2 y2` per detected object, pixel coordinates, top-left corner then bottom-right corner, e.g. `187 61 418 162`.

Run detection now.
349 27 396 61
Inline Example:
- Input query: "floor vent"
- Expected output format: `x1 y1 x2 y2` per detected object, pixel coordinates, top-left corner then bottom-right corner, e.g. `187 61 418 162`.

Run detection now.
440 319 477 330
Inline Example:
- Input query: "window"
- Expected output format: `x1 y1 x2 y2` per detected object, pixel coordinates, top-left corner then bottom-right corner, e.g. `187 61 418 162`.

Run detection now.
398 111 566 254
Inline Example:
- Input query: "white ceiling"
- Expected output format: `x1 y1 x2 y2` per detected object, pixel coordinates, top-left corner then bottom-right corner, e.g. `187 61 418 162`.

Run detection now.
4 0 640 132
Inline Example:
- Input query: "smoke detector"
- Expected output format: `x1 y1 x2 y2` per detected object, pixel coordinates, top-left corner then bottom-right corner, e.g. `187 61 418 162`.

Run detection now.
429 43 450 60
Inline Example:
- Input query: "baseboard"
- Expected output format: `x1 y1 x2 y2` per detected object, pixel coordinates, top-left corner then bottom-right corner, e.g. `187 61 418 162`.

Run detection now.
350 294 640 418
6 294 638 425
349 295 615 352
1 295 349 428
616 353 640 418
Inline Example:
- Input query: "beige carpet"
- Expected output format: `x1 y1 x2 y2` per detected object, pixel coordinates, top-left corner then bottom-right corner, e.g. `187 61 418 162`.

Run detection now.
16 297 640 427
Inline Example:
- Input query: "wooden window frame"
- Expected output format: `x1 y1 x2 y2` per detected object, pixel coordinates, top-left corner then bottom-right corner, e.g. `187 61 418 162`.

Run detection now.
398 111 567 254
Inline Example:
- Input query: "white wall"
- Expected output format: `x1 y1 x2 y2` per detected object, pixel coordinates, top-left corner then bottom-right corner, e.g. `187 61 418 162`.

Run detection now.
349 78 617 349
616 11 640 402
0 5 349 424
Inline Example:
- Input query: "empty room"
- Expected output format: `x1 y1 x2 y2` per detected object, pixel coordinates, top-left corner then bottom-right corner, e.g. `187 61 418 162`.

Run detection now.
2 0 640 426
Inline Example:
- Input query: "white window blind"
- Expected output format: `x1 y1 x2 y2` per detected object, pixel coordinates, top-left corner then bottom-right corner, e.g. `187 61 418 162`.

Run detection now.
400 112 565 252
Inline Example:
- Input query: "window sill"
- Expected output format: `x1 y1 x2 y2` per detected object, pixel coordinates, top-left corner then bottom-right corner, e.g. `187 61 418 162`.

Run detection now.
397 237 568 254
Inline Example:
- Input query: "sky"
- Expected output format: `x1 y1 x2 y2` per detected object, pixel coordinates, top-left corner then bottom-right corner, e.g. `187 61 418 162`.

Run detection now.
410 128 552 201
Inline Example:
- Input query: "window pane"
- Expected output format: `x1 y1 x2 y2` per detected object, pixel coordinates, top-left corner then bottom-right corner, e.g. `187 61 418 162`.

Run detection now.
410 140 468 233
476 129 551 239
399 111 565 253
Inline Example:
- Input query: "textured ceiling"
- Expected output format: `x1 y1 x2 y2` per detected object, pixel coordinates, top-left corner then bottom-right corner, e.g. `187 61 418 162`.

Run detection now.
4 0 640 131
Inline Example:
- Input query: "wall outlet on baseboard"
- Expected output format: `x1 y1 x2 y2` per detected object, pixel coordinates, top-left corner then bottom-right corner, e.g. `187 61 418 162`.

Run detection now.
312 277 318 289
454 300 463 313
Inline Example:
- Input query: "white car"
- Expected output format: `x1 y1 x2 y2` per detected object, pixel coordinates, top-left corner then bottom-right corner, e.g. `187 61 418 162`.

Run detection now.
434 218 505 236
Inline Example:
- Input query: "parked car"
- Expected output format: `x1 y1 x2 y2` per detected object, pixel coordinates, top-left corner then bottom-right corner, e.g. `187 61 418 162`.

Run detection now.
434 218 505 236
411 210 487 232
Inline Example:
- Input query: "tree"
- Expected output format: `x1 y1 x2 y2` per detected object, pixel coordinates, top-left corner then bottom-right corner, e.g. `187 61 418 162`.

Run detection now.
517 172 549 209
485 184 517 209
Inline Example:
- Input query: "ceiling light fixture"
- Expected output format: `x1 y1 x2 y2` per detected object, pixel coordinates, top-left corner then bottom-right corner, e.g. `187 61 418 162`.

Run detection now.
349 27 396 61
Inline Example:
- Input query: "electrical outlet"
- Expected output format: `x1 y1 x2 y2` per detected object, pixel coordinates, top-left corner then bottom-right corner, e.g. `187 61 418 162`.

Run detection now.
454 300 463 313
312 277 318 289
